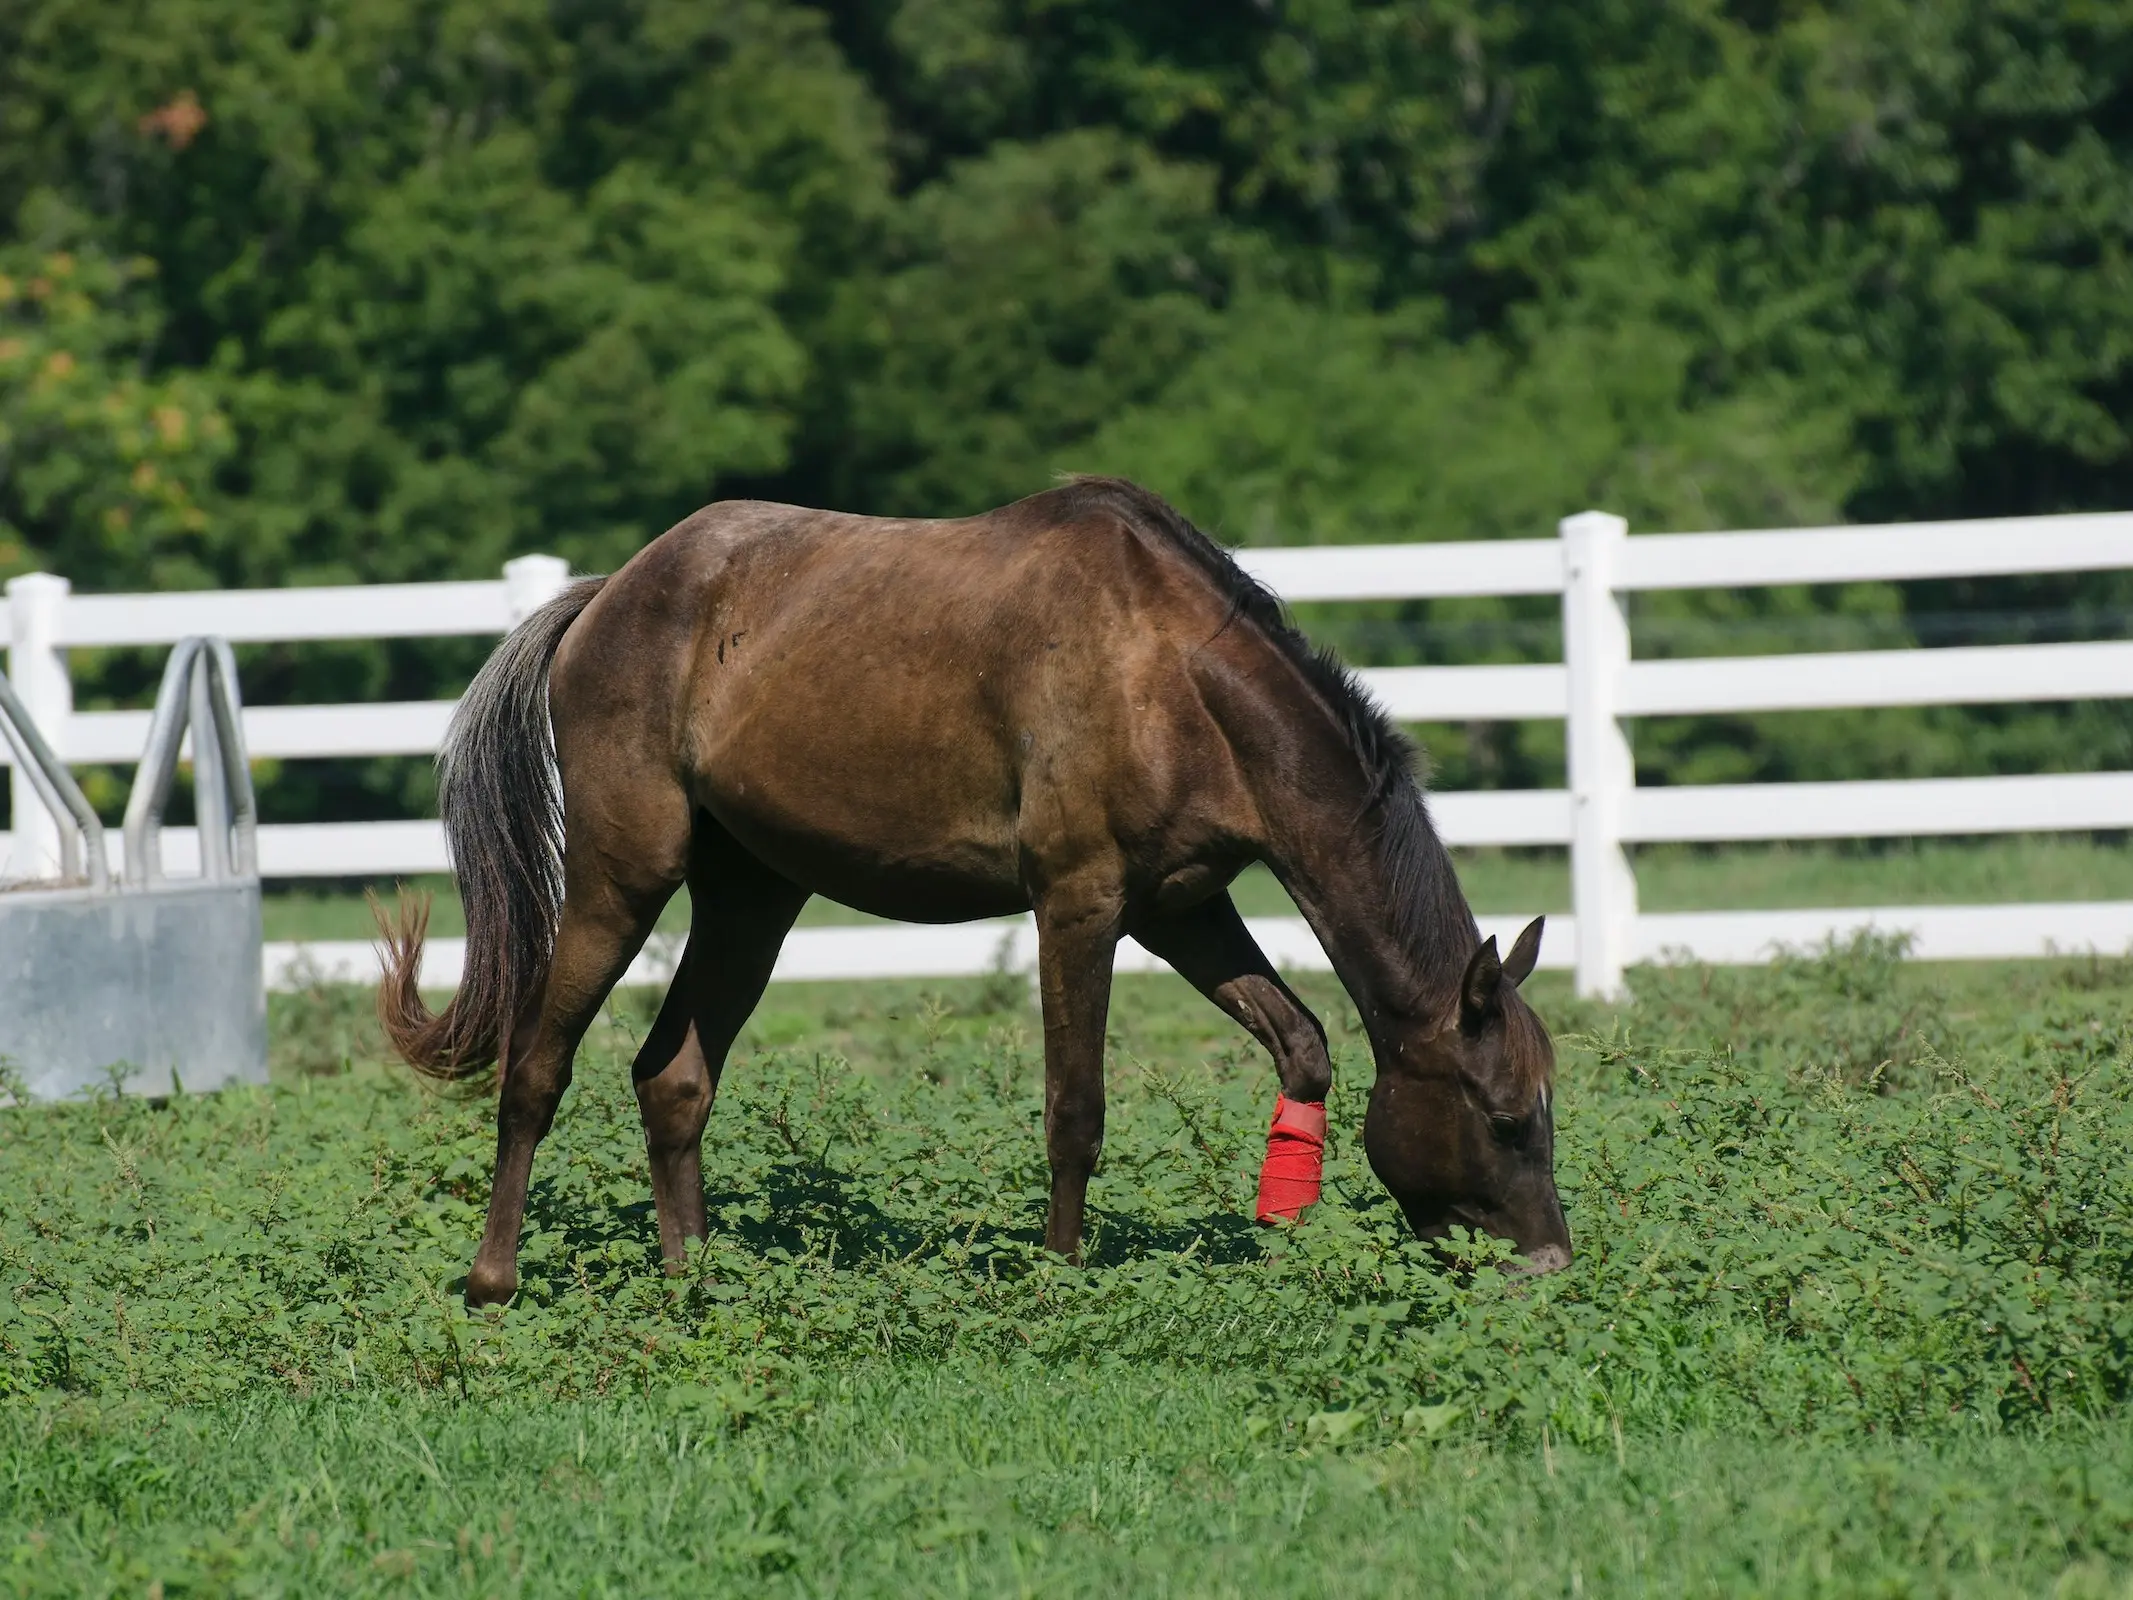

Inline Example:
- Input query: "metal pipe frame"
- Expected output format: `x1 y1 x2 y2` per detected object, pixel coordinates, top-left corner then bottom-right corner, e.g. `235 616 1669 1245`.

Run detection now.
0 668 107 888
121 637 258 888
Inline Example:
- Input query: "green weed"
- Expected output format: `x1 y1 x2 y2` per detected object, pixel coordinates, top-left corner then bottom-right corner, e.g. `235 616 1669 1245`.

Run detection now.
3 945 2132 1593
268 951 391 1079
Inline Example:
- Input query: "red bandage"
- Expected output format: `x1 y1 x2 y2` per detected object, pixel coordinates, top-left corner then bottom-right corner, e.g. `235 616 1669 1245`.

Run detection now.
1255 1094 1327 1224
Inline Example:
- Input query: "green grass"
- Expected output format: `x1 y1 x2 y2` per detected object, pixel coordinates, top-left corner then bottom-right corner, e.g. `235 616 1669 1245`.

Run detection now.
259 834 2133 942
6 942 2133 1594
1448 832 2133 916
10 1388 2132 1596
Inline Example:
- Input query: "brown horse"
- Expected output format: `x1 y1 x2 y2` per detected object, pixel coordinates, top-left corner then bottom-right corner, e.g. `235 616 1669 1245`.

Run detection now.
378 478 1569 1306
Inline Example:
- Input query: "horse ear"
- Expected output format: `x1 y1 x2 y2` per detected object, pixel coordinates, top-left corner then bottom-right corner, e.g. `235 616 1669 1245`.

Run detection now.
1461 936 1504 1028
1503 916 1545 987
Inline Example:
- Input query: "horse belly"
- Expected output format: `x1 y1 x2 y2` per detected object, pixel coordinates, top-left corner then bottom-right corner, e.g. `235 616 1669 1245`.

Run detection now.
690 708 1029 924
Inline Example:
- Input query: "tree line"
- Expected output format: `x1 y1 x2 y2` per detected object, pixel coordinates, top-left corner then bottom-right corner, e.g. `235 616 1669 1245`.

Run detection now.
3 0 2129 814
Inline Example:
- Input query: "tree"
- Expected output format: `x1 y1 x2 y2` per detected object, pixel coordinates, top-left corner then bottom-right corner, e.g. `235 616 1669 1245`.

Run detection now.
5 0 2132 805
2 0 889 585
0 236 230 589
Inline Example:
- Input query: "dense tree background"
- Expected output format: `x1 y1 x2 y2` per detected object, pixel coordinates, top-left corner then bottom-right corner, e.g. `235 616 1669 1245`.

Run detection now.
4 0 2131 820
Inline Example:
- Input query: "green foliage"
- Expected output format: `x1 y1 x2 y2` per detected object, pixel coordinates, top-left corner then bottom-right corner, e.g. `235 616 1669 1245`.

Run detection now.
0 238 230 588
6 1388 2131 1594
5 0 2133 804
829 128 1222 515
1617 929 1951 1088
0 954 2126 1425
1085 292 1857 548
2 0 886 584
13 0 2133 551
270 950 392 1079
4 951 2133 1589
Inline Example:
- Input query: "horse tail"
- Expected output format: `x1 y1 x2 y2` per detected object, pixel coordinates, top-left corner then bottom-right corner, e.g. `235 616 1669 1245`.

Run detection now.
375 575 608 1084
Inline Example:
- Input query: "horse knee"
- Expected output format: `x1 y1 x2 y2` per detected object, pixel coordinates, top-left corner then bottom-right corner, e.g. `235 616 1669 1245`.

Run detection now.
638 1071 712 1152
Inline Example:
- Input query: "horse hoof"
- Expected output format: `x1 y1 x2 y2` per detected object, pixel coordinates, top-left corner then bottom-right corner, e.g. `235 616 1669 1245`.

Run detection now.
1515 1243 1571 1276
465 1263 517 1307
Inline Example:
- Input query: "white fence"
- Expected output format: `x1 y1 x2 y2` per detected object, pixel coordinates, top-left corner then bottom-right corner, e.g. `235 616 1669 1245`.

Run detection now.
6 512 2133 999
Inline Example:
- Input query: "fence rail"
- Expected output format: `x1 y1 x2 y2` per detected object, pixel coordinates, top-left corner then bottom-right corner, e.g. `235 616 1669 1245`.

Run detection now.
258 900 2133 997
8 516 2133 998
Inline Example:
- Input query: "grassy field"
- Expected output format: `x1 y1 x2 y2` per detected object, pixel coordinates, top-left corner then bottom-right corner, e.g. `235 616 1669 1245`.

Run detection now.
258 832 2133 942
5 935 2133 1593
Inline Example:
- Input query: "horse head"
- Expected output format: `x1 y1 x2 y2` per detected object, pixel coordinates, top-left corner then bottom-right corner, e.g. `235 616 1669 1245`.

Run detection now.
1362 916 1571 1274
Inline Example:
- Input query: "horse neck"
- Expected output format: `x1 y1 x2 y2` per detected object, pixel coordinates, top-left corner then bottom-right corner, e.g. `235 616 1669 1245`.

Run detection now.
1257 767 1480 1042
1186 612 1479 1043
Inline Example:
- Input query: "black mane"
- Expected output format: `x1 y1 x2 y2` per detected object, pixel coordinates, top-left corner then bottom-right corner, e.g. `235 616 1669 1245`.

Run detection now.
1052 476 1479 971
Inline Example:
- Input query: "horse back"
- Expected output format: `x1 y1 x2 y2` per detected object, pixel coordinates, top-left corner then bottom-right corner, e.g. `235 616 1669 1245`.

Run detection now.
550 489 1287 915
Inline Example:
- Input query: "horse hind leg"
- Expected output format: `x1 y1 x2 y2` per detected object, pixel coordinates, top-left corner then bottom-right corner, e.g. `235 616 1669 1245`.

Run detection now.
632 831 807 1265
465 798 690 1308
625 972 704 1264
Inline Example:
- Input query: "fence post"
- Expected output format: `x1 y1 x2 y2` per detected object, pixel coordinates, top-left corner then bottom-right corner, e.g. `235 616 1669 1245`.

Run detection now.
5 573 73 879
503 554 571 626
1560 512 1637 1000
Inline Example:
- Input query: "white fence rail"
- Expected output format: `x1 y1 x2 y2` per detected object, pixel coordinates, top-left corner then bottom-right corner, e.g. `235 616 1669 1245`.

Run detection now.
7 514 2133 998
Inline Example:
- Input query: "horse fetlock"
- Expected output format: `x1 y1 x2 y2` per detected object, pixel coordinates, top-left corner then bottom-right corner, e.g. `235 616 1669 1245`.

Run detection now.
1281 1055 1333 1105
1043 1217 1087 1265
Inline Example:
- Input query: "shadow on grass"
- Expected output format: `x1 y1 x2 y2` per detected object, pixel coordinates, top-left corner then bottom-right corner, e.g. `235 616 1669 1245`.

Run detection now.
515 1150 1272 1293
1085 1206 1265 1266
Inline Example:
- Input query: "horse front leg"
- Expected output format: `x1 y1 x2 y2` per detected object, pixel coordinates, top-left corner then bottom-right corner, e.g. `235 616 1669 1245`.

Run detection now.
1132 891 1332 1105
1033 888 1123 1262
1134 892 1334 1223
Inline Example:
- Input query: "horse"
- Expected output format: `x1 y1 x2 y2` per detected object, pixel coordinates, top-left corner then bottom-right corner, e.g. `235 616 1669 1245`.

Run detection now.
377 477 1570 1307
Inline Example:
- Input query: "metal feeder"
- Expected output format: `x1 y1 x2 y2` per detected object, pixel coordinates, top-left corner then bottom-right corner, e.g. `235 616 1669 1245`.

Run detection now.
0 637 266 1100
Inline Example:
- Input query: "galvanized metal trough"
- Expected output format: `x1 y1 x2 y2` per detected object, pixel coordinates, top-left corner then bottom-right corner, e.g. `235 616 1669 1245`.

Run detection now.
0 637 266 1101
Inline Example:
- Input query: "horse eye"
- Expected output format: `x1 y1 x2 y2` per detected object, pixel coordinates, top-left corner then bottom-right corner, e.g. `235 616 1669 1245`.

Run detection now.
1489 1113 1526 1144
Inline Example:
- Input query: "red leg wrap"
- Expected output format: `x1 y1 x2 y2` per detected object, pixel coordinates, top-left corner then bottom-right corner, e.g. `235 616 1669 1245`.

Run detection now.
1255 1094 1327 1224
